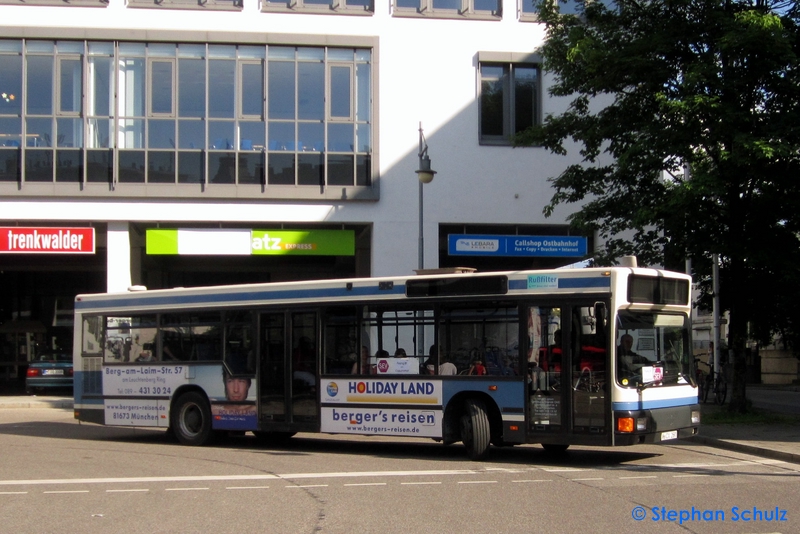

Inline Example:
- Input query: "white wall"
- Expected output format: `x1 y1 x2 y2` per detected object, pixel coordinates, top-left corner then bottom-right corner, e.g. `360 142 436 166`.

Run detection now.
0 0 583 279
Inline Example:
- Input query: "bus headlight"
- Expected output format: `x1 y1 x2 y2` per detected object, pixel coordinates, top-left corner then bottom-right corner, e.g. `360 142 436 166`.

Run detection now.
636 417 648 431
691 410 700 424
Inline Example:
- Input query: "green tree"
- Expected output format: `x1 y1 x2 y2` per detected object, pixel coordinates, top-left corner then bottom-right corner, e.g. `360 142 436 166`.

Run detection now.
518 0 800 412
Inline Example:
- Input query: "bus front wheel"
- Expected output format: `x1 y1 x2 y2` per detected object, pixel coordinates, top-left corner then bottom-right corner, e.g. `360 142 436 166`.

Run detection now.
460 399 490 461
171 392 213 446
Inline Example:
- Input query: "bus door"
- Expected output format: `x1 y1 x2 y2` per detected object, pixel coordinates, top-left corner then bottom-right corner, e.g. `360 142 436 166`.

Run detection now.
527 306 566 436
259 311 319 429
568 302 608 439
526 302 608 443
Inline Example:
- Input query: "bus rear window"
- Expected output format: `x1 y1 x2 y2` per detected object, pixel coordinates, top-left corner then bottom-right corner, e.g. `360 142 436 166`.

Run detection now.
628 276 689 305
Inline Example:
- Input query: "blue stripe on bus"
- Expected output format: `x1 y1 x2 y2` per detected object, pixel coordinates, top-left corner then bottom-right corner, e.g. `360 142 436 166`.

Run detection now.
558 277 611 289
508 277 610 291
612 396 698 411
75 284 407 310
508 280 527 290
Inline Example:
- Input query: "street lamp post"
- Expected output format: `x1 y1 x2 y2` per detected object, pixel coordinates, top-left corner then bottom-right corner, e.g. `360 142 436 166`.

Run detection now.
414 122 436 359
415 122 436 271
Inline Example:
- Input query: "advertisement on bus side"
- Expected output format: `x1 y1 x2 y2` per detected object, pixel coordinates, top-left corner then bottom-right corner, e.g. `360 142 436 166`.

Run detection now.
320 379 443 437
101 364 257 430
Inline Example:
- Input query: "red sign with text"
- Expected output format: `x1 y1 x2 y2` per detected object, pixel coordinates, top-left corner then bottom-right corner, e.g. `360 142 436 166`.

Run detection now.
0 227 96 254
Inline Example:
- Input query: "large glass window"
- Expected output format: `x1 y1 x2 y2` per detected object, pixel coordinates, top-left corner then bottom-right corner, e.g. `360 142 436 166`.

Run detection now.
394 0 499 17
438 304 519 376
0 39 372 190
616 311 692 388
262 0 373 13
520 0 582 18
479 62 539 145
0 43 23 181
160 312 222 362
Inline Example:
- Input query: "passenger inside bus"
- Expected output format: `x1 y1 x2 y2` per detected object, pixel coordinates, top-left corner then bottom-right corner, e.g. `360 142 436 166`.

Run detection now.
433 346 457 375
468 358 487 376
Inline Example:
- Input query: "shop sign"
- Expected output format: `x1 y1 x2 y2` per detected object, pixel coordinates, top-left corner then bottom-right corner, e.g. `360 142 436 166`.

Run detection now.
448 234 587 258
146 228 355 256
0 227 95 254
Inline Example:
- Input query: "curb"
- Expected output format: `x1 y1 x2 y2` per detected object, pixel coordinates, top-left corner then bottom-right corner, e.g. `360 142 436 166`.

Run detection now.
688 435 800 466
0 400 73 410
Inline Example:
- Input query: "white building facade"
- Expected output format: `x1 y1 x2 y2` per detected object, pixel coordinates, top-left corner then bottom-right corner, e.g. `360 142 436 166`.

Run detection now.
0 0 588 382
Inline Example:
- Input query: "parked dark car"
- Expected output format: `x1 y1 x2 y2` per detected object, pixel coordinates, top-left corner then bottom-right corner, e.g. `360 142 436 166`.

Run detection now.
25 352 73 394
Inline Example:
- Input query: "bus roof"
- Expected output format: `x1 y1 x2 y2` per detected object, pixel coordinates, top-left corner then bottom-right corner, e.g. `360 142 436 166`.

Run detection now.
74 266 690 313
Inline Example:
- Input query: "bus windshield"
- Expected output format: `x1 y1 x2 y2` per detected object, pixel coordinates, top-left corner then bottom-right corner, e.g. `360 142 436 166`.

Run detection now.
616 311 692 388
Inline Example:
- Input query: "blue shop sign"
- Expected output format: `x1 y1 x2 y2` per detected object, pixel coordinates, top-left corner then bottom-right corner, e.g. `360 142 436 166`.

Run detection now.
448 234 587 257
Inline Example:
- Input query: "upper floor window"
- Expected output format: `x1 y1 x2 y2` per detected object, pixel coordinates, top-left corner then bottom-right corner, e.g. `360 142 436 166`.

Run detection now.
0 0 104 5
127 0 243 10
0 39 373 191
393 0 500 18
262 0 373 15
520 0 605 21
478 53 540 145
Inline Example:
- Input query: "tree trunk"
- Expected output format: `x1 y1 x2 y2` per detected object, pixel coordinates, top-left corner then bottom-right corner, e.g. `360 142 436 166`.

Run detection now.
727 256 749 413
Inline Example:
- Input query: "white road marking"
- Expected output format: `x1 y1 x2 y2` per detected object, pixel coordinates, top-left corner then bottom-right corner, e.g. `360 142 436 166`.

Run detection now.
0 469 479 487
106 489 149 493
457 480 497 485
619 476 657 480
164 487 209 492
43 490 90 494
344 483 387 487
572 478 604 481
226 486 270 490
542 468 586 472
512 479 552 483
400 482 441 485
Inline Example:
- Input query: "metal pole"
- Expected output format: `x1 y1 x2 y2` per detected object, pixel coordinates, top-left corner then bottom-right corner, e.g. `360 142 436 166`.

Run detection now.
418 122 424 271
417 124 425 358
712 253 721 376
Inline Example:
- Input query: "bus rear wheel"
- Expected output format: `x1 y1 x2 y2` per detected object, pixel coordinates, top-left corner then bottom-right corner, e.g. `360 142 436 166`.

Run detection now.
171 392 213 446
460 399 490 461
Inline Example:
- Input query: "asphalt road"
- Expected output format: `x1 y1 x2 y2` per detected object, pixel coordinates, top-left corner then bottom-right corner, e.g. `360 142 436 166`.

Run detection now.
0 408 798 534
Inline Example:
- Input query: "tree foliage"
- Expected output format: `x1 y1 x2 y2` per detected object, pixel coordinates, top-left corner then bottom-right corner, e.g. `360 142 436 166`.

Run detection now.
519 0 800 411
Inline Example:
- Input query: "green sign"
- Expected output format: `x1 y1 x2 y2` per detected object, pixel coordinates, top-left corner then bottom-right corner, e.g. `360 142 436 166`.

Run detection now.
146 229 354 256
250 230 354 256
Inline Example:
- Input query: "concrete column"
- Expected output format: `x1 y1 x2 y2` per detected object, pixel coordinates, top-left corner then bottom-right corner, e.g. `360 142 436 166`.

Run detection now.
106 221 132 292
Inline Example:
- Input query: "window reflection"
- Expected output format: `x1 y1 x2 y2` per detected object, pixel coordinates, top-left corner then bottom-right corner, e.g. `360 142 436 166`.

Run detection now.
27 56 54 116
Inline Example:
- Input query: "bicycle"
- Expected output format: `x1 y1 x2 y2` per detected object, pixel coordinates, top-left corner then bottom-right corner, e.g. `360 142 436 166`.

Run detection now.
705 367 727 405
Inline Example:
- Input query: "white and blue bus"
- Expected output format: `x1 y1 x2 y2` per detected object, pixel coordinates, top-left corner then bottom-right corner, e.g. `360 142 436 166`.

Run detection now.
73 264 700 460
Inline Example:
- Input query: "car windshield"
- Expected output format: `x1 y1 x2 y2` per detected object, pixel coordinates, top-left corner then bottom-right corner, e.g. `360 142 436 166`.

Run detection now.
615 311 692 388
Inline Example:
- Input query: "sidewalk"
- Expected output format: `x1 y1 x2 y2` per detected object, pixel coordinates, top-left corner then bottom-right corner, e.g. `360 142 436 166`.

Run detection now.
686 385 800 465
1 385 798 464
0 394 74 410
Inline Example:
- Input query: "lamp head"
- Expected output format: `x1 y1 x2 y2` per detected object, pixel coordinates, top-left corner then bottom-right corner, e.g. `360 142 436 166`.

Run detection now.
416 154 437 184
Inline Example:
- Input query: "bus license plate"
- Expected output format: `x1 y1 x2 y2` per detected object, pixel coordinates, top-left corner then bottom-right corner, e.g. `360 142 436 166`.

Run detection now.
661 430 678 441
42 369 64 376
